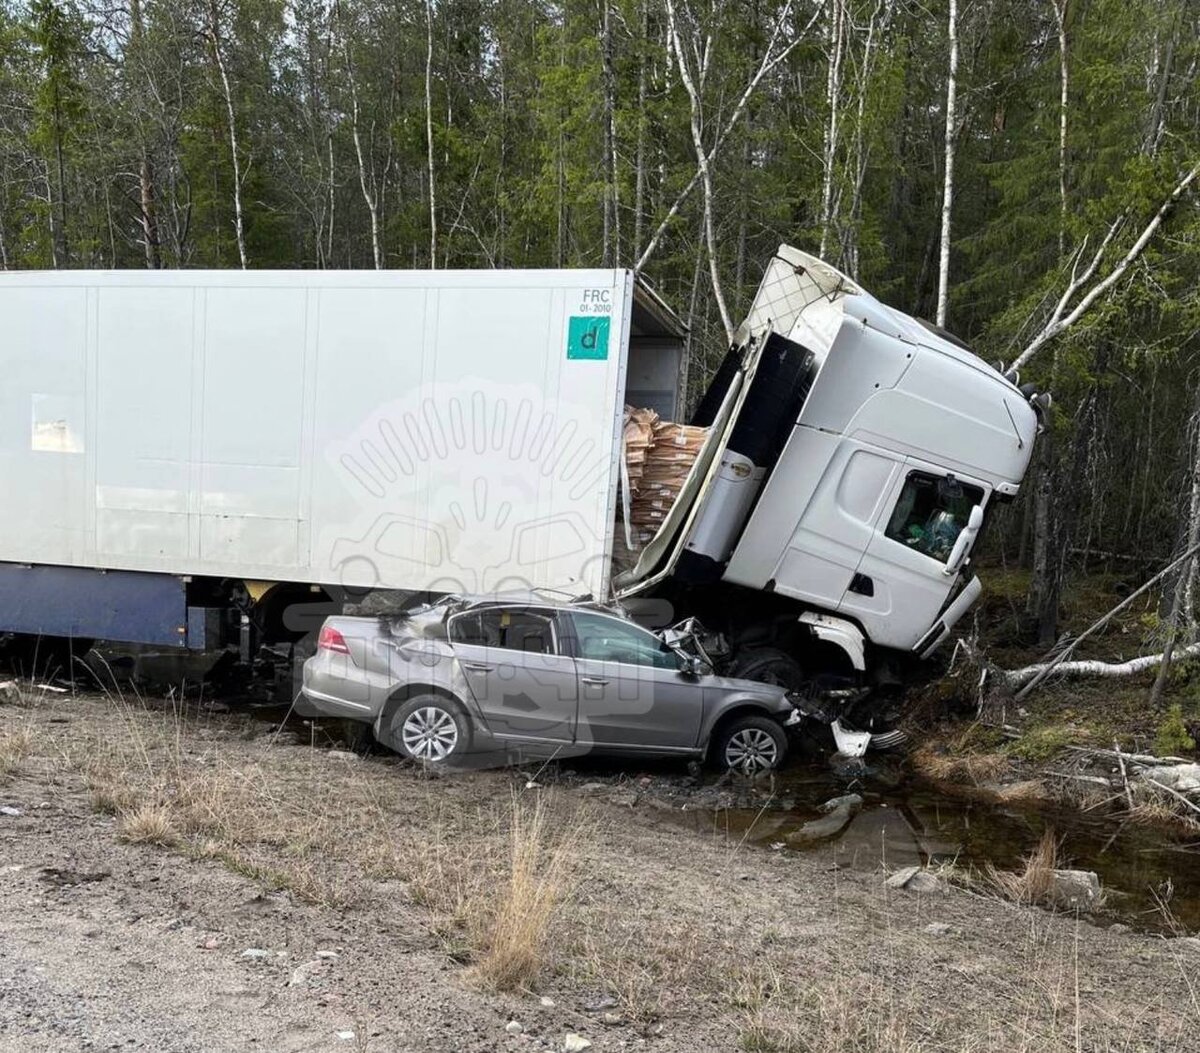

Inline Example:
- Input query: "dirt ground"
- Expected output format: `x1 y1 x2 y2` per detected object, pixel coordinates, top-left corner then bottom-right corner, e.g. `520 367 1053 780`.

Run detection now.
1 687 1198 1053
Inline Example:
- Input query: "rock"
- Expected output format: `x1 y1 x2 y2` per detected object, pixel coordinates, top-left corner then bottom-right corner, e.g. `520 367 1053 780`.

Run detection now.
326 750 360 762
334 1031 356 1042
289 960 326 987
539 997 556 1008
563 1035 592 1053
584 995 618 1013
315 949 339 959
605 792 638 808
924 922 953 937
1048 869 1101 909
885 867 945 894
0 806 24 817
1107 923 1130 935
240 948 271 959
505 1020 524 1035
578 782 608 796
885 866 921 889
601 1012 623 1026
0 681 19 705
1142 763 1200 795
199 937 221 950
787 793 863 844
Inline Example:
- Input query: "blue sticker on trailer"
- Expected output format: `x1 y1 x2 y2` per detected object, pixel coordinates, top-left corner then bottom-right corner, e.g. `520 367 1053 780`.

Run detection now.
566 316 610 360
0 563 190 647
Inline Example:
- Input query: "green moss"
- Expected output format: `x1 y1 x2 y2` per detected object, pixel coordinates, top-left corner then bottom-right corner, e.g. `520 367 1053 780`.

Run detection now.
1154 705 1197 757
1008 725 1074 762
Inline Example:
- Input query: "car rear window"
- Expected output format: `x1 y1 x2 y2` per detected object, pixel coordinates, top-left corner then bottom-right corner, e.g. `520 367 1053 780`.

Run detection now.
450 609 556 654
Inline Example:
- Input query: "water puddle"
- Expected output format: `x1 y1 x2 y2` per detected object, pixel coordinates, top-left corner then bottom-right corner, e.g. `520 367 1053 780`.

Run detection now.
670 760 1200 934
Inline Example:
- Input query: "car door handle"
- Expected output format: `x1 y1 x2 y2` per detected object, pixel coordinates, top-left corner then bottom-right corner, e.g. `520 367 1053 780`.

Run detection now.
460 661 494 673
581 676 609 686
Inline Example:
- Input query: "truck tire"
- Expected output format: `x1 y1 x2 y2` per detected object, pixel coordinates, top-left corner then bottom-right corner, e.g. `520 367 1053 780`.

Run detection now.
727 647 806 692
382 694 472 767
714 714 788 774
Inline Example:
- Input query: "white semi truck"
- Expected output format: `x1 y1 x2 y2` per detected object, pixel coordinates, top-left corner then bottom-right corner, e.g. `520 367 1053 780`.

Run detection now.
0 246 1045 713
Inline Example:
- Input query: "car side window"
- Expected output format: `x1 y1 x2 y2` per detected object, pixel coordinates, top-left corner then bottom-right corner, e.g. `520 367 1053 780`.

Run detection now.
884 472 984 562
571 612 679 669
449 608 556 655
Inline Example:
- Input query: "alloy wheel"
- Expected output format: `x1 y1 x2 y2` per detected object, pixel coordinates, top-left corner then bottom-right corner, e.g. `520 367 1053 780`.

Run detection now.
401 706 459 762
724 727 779 774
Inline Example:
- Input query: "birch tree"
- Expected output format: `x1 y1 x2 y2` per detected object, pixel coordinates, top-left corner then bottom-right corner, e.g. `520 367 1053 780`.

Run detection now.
935 0 958 326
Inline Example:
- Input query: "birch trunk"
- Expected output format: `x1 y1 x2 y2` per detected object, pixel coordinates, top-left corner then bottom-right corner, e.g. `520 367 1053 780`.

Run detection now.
818 0 844 260
601 0 620 265
424 0 437 268
1052 0 1068 258
632 0 648 263
344 45 382 269
637 0 819 273
666 0 732 340
935 0 958 326
1012 161 1200 370
207 0 247 269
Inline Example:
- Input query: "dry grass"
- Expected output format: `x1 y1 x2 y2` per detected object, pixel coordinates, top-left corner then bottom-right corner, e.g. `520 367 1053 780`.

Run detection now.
911 743 1012 784
986 829 1059 906
118 802 179 845
0 725 35 777
469 794 581 991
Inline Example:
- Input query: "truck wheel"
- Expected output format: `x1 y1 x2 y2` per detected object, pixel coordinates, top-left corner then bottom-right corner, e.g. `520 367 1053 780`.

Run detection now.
383 695 471 766
714 715 788 774
728 647 806 692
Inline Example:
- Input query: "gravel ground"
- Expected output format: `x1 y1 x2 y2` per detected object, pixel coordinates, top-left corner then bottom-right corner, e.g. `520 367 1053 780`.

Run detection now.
1 690 1198 1053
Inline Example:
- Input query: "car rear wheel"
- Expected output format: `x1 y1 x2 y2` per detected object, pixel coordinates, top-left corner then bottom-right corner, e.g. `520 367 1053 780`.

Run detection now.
385 695 470 766
715 715 787 775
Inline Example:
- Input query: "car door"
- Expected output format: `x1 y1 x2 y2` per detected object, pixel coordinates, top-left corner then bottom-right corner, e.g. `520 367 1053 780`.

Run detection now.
448 606 577 743
839 464 988 650
565 610 705 751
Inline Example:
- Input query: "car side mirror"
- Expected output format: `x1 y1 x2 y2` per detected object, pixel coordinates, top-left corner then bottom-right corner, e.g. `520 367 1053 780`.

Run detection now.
943 503 985 576
677 652 708 677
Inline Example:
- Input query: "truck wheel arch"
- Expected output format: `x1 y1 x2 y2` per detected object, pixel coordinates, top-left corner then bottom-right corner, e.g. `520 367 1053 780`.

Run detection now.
798 612 866 673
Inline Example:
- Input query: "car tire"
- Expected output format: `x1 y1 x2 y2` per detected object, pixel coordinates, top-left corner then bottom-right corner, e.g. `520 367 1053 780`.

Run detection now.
384 694 471 767
714 714 788 775
727 647 807 692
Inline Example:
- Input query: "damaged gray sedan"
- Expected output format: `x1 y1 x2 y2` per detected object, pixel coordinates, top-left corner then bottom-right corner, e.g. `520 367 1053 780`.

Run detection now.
300 595 800 773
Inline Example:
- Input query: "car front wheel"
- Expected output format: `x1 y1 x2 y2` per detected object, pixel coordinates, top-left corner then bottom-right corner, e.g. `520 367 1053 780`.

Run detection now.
385 695 471 766
714 715 787 774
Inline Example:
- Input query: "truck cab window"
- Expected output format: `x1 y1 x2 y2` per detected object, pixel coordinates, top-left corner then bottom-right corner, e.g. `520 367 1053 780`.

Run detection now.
884 473 984 563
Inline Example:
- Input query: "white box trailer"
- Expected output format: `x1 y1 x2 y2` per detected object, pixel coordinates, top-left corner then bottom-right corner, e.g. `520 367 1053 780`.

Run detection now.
0 249 1046 705
0 269 686 643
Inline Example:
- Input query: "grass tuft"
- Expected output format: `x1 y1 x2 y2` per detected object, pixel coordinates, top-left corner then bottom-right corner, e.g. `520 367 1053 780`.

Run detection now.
118 803 179 846
0 726 35 777
986 828 1059 905
470 794 579 992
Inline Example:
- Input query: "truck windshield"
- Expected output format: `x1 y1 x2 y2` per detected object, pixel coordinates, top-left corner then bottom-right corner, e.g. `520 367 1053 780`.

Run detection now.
884 472 984 563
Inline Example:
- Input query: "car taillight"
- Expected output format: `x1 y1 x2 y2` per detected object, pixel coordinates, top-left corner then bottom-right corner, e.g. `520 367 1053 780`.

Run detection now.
318 625 351 655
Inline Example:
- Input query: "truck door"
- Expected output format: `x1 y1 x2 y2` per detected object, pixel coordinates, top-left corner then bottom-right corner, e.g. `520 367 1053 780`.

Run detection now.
840 464 988 651
765 439 902 613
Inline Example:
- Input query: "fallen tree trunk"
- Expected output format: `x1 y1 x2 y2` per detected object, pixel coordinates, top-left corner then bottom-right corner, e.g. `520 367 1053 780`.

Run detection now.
1005 641 1200 689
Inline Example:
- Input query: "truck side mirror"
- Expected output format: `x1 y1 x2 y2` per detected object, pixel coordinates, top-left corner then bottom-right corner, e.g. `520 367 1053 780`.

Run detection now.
943 504 984 576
